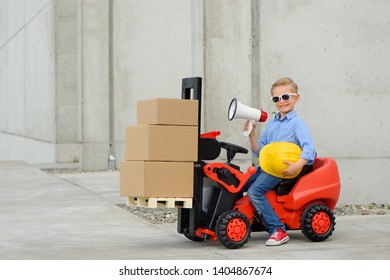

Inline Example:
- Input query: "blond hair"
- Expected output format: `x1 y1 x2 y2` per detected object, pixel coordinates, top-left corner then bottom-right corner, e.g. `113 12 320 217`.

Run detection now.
270 77 298 95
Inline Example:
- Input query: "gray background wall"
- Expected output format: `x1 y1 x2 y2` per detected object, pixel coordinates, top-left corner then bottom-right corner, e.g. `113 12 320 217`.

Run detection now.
0 0 56 163
1 0 389 205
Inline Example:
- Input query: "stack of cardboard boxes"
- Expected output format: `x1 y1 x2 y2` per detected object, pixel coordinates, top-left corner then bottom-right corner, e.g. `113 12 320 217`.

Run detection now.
120 98 199 208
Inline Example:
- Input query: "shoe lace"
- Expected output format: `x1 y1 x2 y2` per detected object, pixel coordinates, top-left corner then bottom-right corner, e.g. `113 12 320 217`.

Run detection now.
270 229 280 239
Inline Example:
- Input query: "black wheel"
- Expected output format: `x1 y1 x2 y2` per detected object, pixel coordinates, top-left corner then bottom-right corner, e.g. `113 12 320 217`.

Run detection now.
215 210 251 249
301 204 335 242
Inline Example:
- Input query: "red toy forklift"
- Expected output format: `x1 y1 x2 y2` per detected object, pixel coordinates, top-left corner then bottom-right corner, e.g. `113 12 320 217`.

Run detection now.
177 77 341 249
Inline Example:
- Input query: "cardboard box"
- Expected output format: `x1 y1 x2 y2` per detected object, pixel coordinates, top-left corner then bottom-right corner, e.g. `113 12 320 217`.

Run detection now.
120 161 194 197
125 125 198 161
137 98 198 126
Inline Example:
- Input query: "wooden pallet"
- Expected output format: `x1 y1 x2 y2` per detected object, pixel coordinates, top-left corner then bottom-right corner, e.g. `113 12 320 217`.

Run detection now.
126 197 193 209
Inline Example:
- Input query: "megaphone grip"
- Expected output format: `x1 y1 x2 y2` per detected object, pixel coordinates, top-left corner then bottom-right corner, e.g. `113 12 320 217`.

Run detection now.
243 120 255 137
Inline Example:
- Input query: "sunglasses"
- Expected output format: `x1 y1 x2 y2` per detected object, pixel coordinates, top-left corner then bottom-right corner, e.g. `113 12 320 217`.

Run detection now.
271 93 297 103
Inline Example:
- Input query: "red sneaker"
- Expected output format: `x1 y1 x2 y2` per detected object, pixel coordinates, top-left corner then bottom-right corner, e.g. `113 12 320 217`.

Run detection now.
265 228 290 246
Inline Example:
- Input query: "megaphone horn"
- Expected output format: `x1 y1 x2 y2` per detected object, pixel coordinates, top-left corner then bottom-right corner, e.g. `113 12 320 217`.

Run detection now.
228 98 268 122
228 98 268 137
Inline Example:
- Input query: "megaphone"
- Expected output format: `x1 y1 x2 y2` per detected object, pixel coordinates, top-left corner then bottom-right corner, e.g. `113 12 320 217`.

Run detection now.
228 98 268 136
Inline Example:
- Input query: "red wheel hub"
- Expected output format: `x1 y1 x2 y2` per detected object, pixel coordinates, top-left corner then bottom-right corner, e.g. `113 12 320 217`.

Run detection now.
311 212 331 234
226 218 247 241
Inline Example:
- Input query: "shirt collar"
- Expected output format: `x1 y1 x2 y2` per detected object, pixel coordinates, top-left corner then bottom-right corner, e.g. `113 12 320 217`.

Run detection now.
274 111 297 121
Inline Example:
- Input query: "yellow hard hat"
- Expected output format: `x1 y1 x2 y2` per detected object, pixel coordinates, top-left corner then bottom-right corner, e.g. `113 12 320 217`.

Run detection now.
259 142 302 179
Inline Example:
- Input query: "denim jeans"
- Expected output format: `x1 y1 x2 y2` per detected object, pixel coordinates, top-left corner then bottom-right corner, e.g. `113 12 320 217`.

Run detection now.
242 167 285 235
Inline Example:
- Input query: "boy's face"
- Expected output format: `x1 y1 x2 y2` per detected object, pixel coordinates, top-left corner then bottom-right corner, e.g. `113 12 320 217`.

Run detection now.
271 85 300 117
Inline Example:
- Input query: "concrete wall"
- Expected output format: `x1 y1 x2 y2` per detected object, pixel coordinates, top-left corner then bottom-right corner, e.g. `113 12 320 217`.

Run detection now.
78 0 110 170
256 0 390 205
0 0 56 164
55 0 79 164
202 0 390 205
78 0 194 169
0 0 193 170
203 0 258 166
112 0 193 166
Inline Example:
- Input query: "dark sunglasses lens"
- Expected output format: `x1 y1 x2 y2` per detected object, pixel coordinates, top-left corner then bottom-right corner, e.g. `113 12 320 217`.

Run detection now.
272 96 279 103
281 94 290 100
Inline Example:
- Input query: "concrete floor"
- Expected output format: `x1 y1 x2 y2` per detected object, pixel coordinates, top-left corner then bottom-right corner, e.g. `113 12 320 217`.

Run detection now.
1 161 389 261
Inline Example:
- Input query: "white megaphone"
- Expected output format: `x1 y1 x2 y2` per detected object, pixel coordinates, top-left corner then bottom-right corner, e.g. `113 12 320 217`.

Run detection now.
228 98 268 137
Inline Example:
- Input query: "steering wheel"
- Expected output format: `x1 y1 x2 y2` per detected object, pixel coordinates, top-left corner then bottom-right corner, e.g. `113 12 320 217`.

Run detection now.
219 142 248 163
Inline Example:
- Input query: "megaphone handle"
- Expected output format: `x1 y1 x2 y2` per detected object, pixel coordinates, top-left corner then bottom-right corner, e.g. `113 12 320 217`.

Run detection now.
243 120 255 137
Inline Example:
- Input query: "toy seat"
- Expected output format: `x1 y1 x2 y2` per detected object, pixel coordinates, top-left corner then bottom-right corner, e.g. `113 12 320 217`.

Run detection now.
274 164 313 195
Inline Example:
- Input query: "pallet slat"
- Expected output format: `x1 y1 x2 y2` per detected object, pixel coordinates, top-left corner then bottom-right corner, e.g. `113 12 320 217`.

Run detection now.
126 197 192 209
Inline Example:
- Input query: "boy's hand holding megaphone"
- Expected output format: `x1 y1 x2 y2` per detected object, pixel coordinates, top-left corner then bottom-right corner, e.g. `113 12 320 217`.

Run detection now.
244 120 257 137
228 98 268 136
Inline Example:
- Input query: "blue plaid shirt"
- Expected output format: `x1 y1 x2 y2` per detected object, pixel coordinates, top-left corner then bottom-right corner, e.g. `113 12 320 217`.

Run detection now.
254 111 316 165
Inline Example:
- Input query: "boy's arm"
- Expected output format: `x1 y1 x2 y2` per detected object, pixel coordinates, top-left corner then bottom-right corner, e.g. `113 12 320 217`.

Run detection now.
282 118 315 177
282 158 308 177
296 119 316 164
244 120 270 157
248 125 259 154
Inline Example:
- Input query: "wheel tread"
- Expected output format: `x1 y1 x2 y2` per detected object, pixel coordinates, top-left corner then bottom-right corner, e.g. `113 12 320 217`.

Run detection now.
216 210 251 249
301 204 336 242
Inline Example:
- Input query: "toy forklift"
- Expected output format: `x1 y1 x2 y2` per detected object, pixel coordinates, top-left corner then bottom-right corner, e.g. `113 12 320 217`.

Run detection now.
177 77 341 249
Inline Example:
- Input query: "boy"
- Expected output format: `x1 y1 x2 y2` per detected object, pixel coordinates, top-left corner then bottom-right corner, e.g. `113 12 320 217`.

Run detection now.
243 77 316 246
